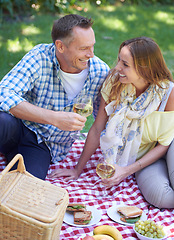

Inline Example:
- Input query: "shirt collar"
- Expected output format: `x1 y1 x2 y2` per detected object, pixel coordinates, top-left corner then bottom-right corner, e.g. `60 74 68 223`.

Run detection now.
52 44 60 70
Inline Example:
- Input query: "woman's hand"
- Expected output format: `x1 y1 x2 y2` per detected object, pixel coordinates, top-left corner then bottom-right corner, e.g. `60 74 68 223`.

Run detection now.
101 164 129 188
48 168 79 181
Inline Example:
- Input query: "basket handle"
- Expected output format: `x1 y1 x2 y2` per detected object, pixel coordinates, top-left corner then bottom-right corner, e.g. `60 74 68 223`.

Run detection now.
0 154 26 177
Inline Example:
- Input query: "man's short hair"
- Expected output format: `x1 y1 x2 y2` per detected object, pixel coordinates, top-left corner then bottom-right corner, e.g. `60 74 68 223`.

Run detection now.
51 14 93 44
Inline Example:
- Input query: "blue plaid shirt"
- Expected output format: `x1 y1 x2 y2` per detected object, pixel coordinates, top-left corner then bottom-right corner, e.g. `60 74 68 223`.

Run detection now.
0 43 110 162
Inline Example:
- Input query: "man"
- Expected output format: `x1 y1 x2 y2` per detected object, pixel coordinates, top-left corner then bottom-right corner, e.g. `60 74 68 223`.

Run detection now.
0 14 109 179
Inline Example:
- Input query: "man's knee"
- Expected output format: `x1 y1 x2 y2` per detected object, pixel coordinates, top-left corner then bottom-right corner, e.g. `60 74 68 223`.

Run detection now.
0 111 21 151
0 111 12 123
0 111 16 131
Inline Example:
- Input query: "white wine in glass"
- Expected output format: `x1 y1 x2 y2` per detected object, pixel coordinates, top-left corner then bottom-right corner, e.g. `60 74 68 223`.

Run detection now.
71 96 93 140
96 156 115 198
73 102 93 117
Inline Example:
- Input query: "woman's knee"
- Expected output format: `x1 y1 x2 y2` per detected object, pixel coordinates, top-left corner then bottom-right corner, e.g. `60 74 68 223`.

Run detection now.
166 140 174 188
136 159 174 209
167 140 174 158
139 180 174 209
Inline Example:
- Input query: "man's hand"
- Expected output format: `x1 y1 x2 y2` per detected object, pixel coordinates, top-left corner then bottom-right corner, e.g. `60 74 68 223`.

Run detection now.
48 168 79 181
53 111 86 131
10 102 87 132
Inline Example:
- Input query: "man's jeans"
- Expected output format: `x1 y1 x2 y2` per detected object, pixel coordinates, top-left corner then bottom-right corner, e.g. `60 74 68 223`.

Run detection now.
0 112 51 180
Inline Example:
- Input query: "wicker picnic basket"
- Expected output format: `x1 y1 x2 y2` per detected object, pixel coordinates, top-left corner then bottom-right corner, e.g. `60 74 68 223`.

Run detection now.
0 154 69 240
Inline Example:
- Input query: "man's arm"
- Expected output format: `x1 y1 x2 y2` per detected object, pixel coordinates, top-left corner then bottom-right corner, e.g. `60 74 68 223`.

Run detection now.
10 101 86 131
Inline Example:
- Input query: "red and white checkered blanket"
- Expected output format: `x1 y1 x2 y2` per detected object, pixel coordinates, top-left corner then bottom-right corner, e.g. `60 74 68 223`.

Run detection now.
0 141 174 240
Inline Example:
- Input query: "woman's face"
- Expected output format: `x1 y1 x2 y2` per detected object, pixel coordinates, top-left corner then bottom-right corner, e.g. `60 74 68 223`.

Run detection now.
115 46 147 90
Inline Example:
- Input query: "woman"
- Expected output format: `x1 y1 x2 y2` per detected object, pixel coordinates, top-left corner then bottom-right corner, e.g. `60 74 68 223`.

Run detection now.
50 37 174 208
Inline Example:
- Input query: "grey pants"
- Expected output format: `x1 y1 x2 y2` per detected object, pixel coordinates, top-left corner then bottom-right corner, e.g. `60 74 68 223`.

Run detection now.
135 140 174 209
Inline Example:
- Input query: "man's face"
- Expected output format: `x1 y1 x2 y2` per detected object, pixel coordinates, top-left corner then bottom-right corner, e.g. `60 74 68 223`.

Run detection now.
57 26 95 73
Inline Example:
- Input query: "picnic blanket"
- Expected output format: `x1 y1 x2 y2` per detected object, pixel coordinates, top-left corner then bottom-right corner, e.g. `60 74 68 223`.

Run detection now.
0 141 174 240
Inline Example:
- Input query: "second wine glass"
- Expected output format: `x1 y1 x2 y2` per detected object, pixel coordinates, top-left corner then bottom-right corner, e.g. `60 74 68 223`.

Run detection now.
71 95 93 140
96 155 115 198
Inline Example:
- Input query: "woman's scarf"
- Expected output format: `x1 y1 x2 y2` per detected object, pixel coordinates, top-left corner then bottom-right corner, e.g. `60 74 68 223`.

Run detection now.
100 82 169 166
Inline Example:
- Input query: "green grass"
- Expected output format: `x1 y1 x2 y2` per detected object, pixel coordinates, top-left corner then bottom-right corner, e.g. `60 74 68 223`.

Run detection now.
0 3 174 131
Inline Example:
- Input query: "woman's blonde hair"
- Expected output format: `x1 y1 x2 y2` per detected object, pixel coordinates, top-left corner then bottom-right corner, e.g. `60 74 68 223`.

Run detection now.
103 36 173 105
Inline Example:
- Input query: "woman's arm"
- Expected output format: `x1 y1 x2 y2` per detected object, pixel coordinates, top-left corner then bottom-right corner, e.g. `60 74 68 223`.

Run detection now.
103 142 169 188
165 87 174 111
48 96 108 180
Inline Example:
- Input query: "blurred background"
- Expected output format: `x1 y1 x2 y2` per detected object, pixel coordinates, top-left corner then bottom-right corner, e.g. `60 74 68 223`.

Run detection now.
0 0 174 130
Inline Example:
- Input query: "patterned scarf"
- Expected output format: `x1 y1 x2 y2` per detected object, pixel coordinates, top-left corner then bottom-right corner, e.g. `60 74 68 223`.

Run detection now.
100 82 169 166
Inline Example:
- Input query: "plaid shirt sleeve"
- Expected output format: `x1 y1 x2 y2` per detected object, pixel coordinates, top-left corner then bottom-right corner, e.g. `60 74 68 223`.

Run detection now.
0 46 42 111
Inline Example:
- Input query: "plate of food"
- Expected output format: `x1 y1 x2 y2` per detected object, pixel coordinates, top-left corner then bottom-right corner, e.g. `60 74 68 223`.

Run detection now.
107 204 147 226
64 203 102 227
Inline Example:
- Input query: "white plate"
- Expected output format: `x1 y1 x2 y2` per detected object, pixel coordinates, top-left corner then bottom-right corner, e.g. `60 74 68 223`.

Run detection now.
63 206 102 227
107 204 147 226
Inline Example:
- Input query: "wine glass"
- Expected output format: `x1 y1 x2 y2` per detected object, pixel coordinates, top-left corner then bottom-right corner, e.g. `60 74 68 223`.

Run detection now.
70 95 93 140
96 155 115 198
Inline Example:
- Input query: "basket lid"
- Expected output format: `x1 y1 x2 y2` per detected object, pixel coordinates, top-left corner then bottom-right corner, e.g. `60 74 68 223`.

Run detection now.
0 172 68 223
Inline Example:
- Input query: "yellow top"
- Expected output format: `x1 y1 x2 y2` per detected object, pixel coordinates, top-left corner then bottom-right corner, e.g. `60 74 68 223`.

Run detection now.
137 111 174 159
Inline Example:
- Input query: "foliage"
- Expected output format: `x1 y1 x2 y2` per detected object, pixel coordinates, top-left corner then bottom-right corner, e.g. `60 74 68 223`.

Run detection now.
35 0 76 12
0 0 31 18
0 3 174 129
125 0 174 4
89 0 174 5
0 0 174 23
